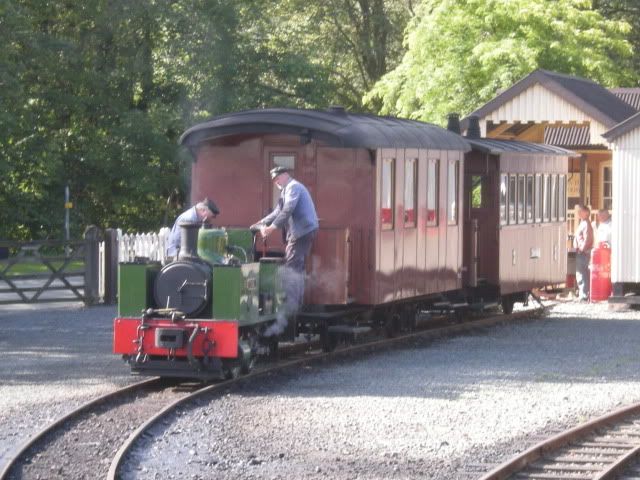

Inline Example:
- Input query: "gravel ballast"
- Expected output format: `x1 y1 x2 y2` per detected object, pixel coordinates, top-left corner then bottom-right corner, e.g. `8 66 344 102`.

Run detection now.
123 302 640 480
0 303 136 468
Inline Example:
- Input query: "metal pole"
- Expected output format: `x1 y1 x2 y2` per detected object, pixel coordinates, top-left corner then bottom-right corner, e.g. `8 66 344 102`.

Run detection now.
65 184 70 241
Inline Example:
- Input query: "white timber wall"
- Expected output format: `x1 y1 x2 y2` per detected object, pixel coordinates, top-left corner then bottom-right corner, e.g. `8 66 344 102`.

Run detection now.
481 83 610 145
609 129 640 283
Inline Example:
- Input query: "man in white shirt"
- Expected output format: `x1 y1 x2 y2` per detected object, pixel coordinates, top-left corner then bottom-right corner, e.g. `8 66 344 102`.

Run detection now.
596 209 612 246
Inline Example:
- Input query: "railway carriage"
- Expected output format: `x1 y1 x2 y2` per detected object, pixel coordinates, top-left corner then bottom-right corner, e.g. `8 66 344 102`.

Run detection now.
113 108 572 379
460 116 571 312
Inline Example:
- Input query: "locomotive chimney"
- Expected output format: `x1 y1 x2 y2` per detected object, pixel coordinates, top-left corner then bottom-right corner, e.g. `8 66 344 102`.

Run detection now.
178 222 201 261
466 115 482 139
446 113 461 134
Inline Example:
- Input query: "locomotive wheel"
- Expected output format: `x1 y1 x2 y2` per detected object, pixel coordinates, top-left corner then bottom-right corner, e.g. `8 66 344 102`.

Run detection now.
501 296 515 315
222 359 241 379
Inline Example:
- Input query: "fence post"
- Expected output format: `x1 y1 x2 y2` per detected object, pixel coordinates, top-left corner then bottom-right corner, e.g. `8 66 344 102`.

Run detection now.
84 225 100 306
103 228 119 304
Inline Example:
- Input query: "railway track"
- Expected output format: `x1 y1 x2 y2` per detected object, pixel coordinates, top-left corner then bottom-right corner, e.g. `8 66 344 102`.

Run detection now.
0 304 545 480
479 402 640 480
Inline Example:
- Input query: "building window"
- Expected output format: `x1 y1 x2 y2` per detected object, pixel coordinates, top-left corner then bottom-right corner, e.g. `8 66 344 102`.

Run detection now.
602 164 612 210
559 175 566 221
551 174 558 222
404 158 417 228
381 158 395 230
526 174 534 223
517 174 525 223
535 174 542 223
499 173 507 225
447 161 459 225
543 174 550 222
271 154 296 208
427 160 439 226
508 174 517 224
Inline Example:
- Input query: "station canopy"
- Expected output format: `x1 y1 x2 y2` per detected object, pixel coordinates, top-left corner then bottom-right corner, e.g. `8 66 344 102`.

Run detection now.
466 138 577 156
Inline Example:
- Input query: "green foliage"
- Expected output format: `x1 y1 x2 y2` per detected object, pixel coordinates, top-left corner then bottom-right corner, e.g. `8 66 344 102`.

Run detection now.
594 0 640 81
1 0 412 241
366 0 635 123
2 0 639 241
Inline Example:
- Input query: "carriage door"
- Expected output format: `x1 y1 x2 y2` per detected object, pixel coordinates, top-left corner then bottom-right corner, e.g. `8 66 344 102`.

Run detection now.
464 168 498 286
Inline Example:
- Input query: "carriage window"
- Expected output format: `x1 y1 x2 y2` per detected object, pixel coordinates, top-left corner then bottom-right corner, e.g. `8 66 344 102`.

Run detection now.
559 175 566 221
499 174 507 225
381 158 395 230
526 175 534 223
404 158 417 228
508 174 517 224
271 154 296 208
535 174 542 223
551 174 558 222
447 161 459 225
470 175 483 209
517 175 525 223
543 174 550 222
427 160 439 226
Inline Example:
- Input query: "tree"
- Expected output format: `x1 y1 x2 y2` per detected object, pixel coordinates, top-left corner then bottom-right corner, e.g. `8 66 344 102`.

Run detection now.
366 0 635 123
593 0 640 80
256 0 414 110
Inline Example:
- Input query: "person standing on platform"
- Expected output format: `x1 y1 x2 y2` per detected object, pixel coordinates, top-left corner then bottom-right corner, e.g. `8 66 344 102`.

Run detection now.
573 205 594 302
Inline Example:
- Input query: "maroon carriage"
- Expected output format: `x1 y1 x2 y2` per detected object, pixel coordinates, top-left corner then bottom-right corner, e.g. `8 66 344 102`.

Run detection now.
180 107 470 327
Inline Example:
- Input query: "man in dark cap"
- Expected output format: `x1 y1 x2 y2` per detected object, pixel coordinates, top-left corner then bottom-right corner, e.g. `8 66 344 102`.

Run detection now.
166 198 219 260
252 166 319 320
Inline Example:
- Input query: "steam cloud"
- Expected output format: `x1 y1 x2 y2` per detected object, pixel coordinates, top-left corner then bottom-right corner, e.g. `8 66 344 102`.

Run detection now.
262 259 346 338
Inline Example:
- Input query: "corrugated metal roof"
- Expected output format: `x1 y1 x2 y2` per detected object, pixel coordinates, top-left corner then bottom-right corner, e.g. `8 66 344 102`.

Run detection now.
180 108 471 151
610 88 640 110
461 69 637 131
466 137 576 156
543 125 590 146
603 111 640 142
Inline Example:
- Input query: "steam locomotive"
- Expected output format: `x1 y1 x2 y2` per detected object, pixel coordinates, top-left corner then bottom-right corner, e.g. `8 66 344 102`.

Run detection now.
113 108 572 380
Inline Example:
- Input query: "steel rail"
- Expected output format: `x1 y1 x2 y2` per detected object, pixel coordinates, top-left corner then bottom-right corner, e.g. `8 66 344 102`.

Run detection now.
107 305 546 480
0 377 162 480
478 401 640 480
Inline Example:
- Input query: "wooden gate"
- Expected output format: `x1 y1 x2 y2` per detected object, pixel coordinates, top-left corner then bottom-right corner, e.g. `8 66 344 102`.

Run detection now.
0 226 100 305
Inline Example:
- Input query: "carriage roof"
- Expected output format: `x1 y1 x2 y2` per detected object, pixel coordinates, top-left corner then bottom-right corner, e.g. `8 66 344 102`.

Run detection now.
180 107 471 152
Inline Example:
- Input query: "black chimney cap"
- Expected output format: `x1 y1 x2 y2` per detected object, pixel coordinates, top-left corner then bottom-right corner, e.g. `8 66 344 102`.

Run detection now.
466 115 482 139
446 113 461 134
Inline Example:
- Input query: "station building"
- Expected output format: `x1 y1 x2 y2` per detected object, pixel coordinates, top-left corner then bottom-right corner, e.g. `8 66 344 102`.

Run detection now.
460 69 639 233
460 69 640 292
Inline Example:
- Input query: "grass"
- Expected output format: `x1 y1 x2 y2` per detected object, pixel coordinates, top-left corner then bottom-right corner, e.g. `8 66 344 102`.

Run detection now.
0 260 85 276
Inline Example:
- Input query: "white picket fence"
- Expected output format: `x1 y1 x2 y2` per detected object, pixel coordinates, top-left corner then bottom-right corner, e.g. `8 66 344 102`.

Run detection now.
117 227 171 263
98 227 170 301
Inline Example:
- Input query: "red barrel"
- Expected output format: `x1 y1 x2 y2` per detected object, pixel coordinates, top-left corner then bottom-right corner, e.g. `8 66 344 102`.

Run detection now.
590 242 612 301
